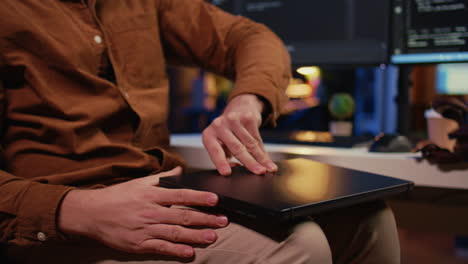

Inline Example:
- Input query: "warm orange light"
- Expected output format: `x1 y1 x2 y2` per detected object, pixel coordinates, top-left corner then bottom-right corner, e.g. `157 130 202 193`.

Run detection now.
286 83 313 98
297 66 321 79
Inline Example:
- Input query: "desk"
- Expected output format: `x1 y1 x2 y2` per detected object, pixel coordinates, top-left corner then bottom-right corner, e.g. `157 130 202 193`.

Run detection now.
171 134 468 190
171 134 468 235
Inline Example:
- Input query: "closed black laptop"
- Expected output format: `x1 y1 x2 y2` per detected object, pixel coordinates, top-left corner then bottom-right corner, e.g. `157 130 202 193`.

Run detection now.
159 158 413 222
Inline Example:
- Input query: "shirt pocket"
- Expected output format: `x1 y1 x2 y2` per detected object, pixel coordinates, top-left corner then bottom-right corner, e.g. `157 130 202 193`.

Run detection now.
106 14 166 88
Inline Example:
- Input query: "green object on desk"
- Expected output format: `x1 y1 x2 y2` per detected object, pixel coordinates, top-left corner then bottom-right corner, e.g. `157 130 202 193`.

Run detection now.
329 93 355 120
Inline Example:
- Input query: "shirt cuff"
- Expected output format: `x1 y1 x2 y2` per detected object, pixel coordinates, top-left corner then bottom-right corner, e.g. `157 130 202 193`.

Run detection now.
14 181 75 246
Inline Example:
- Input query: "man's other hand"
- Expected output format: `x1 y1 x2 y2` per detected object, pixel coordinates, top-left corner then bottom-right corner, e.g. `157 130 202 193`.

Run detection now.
202 94 277 175
58 167 228 258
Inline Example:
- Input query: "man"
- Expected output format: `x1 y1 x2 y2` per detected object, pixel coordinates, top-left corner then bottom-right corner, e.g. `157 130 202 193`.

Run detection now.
0 0 400 263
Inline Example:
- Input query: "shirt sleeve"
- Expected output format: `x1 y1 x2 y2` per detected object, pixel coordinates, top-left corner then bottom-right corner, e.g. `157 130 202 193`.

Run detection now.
158 0 291 126
0 59 75 247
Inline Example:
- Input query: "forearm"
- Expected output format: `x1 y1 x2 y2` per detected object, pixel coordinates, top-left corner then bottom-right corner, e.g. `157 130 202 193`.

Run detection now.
159 0 290 126
227 22 291 126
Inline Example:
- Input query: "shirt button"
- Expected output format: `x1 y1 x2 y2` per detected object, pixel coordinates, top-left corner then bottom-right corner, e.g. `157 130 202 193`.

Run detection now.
94 35 103 44
124 92 130 99
37 232 47 242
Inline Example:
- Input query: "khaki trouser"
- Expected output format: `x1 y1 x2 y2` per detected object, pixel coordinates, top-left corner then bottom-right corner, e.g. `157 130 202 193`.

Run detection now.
8 201 399 264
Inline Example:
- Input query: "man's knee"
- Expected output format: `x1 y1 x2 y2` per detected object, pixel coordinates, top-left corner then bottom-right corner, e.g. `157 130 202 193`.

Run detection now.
362 203 400 264
348 202 400 264
315 201 400 264
268 221 332 264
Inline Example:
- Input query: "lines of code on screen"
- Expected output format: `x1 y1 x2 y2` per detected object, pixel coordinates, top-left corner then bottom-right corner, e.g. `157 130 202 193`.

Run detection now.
405 0 468 53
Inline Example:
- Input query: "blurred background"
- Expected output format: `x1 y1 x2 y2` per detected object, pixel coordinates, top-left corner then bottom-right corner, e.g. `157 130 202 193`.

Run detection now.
168 0 468 149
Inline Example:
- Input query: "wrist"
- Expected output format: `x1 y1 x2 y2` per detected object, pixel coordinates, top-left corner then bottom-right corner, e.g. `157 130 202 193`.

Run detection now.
229 94 264 114
58 189 95 238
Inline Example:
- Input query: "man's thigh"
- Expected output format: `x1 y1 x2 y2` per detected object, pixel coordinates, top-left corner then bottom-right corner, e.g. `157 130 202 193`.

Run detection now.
315 200 400 264
7 219 331 264
8 200 397 264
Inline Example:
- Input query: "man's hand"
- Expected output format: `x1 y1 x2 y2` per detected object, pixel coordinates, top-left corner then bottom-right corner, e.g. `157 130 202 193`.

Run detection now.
58 167 228 258
202 94 277 175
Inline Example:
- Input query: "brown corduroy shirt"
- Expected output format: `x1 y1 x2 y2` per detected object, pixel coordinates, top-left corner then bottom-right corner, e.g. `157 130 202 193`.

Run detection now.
0 0 290 247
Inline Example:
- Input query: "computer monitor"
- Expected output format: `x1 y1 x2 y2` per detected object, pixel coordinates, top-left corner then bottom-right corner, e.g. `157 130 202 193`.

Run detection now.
391 0 468 64
212 0 391 66
435 63 468 95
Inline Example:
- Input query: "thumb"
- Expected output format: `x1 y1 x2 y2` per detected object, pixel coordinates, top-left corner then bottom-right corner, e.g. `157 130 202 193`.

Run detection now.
139 166 183 186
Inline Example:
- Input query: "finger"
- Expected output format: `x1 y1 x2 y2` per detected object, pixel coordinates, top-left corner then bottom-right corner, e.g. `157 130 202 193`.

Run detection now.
230 124 275 172
242 118 277 172
139 167 183 186
146 224 218 245
240 111 264 146
229 161 241 167
202 129 232 175
157 166 183 178
222 144 233 160
216 130 266 175
139 239 194 258
156 206 228 227
155 188 219 207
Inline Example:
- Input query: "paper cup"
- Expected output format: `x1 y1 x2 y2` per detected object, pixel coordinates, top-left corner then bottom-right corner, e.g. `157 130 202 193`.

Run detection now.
329 121 353 136
425 108 459 151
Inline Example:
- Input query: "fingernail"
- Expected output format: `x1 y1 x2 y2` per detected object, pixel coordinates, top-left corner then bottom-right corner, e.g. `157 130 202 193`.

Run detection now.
217 216 228 226
204 231 216 242
183 247 194 257
207 194 218 205
268 162 278 171
254 166 266 174
221 166 231 175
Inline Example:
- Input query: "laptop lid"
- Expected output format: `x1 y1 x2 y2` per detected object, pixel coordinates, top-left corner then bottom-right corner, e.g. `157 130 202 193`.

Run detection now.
159 158 413 222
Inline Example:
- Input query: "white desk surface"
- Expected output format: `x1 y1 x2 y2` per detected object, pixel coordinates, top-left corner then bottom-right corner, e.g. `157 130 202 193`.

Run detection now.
171 134 468 190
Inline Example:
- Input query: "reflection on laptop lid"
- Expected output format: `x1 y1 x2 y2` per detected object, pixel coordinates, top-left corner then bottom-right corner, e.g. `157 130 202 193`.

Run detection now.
159 158 413 222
